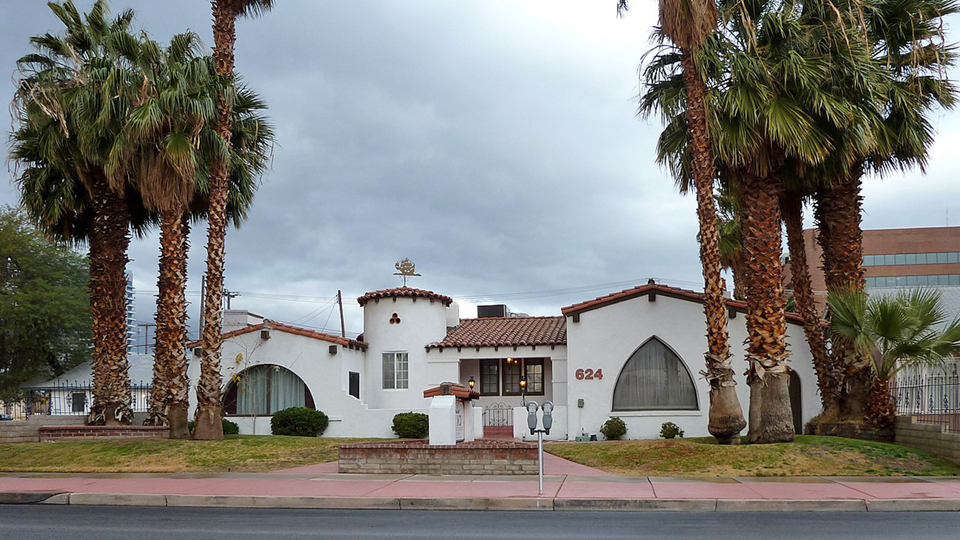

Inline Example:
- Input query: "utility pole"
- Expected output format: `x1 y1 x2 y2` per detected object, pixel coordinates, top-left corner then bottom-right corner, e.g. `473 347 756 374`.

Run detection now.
200 275 206 340
137 323 157 354
337 290 346 338
224 289 240 310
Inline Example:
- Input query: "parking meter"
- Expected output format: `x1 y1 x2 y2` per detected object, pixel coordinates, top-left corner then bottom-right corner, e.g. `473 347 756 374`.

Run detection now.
526 401 539 435
541 401 554 435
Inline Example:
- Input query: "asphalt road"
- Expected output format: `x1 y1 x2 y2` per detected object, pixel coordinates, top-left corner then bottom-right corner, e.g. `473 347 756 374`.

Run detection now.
1 506 959 540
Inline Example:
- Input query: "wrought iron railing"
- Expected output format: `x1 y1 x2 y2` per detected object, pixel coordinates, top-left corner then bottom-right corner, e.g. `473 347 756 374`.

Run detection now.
482 402 513 427
2 380 151 421
893 373 960 434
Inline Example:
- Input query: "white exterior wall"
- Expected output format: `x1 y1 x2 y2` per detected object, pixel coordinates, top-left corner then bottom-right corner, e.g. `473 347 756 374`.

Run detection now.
204 329 427 437
361 296 455 410
565 295 819 440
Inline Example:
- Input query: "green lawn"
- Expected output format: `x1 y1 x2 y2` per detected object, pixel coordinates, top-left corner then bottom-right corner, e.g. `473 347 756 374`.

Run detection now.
0 436 380 473
546 435 960 477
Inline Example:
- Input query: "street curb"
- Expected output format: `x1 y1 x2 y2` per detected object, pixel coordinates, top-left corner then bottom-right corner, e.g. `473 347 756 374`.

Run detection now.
5 493 960 512
716 499 868 512
867 499 960 512
399 497 553 511
0 492 65 504
554 499 717 512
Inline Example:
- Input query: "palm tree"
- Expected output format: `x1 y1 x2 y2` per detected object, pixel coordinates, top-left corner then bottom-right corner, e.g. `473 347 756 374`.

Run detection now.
10 0 145 425
780 189 834 411
194 0 276 440
715 184 745 300
105 32 224 437
829 289 960 427
814 0 956 421
621 0 746 444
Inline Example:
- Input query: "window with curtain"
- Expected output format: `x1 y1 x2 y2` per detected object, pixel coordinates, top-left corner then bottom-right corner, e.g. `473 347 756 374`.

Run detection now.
612 338 698 411
382 352 408 389
524 359 544 394
222 365 314 415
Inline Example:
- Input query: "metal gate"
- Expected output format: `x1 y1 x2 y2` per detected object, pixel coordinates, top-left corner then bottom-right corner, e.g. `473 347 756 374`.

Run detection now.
482 402 513 438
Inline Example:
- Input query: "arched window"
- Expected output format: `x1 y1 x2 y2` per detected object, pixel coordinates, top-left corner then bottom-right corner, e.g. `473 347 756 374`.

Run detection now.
222 365 315 415
612 337 698 411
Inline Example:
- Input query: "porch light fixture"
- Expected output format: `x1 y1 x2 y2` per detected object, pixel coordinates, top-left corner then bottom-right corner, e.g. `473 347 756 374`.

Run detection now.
468 376 475 389
506 357 514 364
519 375 527 390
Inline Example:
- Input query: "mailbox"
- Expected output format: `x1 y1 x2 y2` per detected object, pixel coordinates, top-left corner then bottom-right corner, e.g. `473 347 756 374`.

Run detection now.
541 401 554 435
526 400 540 435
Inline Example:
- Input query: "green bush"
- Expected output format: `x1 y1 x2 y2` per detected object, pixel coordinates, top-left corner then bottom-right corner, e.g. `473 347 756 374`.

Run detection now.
600 417 627 440
221 419 240 435
186 418 241 436
392 412 429 439
270 407 329 437
660 421 684 439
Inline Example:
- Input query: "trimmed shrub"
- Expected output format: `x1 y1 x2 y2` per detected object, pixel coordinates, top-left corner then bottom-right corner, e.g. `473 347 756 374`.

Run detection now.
221 419 240 435
660 421 684 439
186 418 241 436
270 407 329 437
600 417 627 440
392 412 429 439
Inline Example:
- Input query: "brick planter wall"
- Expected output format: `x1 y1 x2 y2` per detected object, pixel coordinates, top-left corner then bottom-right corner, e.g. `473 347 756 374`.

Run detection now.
339 440 538 475
39 425 169 442
895 416 960 464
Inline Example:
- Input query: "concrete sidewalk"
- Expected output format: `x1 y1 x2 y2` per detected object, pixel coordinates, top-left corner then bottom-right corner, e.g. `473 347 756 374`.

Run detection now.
2 454 959 512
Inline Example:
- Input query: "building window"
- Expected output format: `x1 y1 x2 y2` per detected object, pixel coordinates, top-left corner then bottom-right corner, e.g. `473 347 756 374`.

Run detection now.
612 337 698 411
480 359 499 395
502 358 545 396
71 392 86 413
349 371 360 399
866 274 960 288
864 252 960 267
222 365 315 415
383 352 409 389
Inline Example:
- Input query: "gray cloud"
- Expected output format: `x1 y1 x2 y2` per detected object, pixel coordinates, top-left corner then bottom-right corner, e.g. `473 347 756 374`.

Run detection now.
2 1 959 344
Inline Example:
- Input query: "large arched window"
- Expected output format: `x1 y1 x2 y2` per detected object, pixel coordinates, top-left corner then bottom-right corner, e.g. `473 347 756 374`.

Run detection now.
612 337 698 411
223 365 315 415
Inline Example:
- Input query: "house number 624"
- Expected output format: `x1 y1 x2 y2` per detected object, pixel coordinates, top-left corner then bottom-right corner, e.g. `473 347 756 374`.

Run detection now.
575 368 603 380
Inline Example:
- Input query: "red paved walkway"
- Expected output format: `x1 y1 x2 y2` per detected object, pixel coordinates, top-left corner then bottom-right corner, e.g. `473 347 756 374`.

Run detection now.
2 454 960 502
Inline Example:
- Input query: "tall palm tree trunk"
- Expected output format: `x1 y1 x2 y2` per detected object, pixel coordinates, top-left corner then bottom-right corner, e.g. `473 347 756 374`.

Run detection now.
151 208 190 438
739 170 794 443
87 169 132 426
815 176 871 420
168 214 191 438
194 0 238 440
781 193 834 412
681 52 746 443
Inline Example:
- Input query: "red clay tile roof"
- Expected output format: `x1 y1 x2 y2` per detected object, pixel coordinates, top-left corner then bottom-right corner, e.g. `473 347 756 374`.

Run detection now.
561 282 807 325
357 287 454 307
427 316 566 350
186 321 366 350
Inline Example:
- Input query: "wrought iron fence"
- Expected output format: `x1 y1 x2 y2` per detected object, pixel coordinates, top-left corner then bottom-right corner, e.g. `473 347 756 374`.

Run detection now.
2 380 151 422
482 402 513 427
893 373 960 433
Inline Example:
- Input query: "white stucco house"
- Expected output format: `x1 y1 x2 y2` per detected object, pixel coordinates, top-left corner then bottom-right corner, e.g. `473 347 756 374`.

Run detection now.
184 281 820 440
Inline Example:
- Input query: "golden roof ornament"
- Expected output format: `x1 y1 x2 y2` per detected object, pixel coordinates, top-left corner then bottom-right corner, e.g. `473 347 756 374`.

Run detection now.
394 258 421 287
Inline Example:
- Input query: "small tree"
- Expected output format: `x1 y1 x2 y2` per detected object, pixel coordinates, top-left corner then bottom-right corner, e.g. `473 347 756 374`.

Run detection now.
829 289 960 427
0 207 91 400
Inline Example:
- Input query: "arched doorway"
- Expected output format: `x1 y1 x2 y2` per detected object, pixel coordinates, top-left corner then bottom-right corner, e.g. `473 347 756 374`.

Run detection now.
789 370 802 434
222 364 315 415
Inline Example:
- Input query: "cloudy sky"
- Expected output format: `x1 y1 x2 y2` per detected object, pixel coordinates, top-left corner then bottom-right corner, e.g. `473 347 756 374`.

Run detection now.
2 1 959 348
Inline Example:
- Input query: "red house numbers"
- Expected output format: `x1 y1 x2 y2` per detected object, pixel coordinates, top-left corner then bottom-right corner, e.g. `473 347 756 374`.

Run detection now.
575 368 603 381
